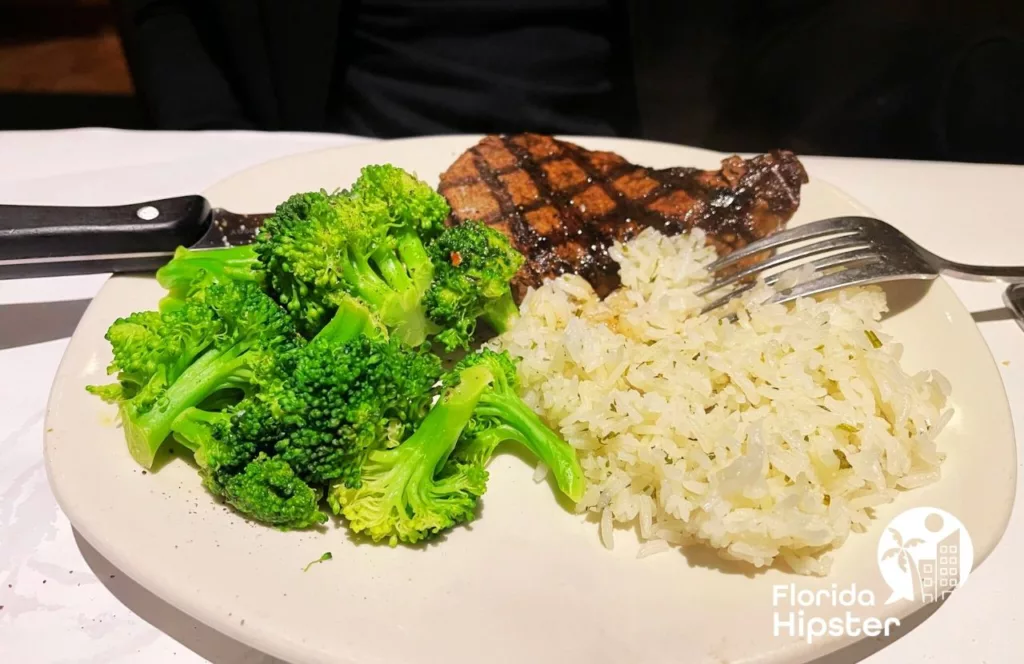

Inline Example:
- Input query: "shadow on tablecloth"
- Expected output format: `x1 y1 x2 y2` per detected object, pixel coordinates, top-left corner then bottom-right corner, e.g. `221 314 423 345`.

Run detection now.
74 530 285 664
0 300 92 351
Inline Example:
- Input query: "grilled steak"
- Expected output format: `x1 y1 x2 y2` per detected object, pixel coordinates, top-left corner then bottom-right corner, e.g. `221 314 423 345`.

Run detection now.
438 133 809 299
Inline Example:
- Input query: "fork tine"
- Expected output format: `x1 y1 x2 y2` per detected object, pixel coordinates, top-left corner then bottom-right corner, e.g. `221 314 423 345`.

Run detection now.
766 265 935 306
763 248 883 287
699 281 756 315
699 248 885 314
707 216 872 273
697 235 873 295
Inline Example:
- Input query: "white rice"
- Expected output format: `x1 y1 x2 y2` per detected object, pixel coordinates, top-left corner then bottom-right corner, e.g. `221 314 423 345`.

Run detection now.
492 228 952 574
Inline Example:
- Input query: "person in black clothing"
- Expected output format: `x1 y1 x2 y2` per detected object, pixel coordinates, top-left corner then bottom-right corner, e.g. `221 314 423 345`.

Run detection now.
114 0 639 138
115 0 1024 164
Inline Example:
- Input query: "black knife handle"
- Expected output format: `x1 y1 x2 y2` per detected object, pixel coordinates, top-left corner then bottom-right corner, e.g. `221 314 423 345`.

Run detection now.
0 195 212 279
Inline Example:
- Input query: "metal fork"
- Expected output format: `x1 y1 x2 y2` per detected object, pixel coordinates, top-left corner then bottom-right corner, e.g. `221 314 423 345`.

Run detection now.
699 216 1024 314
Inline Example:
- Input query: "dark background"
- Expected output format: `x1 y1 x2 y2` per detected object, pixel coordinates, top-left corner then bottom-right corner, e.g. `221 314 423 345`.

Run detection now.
2 0 1022 163
0 0 141 130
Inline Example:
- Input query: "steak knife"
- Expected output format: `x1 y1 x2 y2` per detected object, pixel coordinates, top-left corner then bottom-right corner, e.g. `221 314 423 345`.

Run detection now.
0 196 271 280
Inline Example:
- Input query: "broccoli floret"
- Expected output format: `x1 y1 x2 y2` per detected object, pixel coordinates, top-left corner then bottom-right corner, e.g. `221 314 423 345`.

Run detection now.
351 164 448 296
221 454 327 529
171 407 327 529
425 221 524 350
88 277 302 469
331 349 581 546
156 245 262 311
167 308 441 524
254 190 380 336
329 364 495 545
272 334 442 487
448 349 583 502
255 186 433 345
86 308 213 407
171 296 439 488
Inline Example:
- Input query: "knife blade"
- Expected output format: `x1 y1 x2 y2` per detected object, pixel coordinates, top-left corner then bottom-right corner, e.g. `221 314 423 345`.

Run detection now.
0 196 272 280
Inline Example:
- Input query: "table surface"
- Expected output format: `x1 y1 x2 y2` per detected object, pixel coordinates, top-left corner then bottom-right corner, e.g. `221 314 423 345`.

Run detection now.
0 129 1021 664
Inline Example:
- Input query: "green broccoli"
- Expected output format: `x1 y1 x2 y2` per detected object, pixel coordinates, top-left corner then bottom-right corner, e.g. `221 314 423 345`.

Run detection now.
329 363 495 545
425 221 525 350
170 407 327 529
155 245 262 311
167 306 441 526
351 164 449 296
168 295 440 489
311 292 388 346
222 454 327 528
254 190 382 335
88 276 302 468
447 349 583 502
270 333 442 487
255 181 438 345
331 349 582 546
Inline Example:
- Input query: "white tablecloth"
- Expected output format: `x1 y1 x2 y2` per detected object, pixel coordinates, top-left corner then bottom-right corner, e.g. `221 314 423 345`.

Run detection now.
0 129 1021 664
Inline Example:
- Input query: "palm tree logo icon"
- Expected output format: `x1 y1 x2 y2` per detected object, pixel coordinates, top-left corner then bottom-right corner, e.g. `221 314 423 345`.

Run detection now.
877 508 973 605
881 528 925 601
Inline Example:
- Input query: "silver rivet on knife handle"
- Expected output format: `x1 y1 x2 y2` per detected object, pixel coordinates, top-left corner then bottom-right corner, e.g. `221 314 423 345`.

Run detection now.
136 206 160 221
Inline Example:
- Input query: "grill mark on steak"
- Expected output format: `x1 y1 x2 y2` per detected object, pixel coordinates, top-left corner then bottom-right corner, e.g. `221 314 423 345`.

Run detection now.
498 135 621 296
439 134 809 300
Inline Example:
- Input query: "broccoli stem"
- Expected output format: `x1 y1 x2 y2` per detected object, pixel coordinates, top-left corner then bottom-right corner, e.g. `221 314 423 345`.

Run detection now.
314 295 386 346
343 253 394 307
474 395 584 502
342 251 428 346
390 304 430 347
405 364 495 472
395 232 435 295
125 345 248 469
371 246 415 293
481 291 520 334
169 407 226 456
454 423 526 464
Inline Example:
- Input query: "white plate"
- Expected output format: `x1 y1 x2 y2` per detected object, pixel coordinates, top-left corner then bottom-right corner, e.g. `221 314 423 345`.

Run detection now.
44 136 1016 664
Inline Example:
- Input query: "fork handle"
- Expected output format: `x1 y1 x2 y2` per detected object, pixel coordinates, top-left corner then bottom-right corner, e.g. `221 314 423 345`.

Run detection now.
937 259 1024 283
